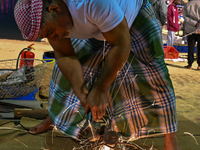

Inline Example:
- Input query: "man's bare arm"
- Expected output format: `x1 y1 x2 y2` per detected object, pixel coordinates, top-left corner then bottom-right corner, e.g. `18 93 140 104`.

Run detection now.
49 38 88 107
94 17 131 92
85 17 131 121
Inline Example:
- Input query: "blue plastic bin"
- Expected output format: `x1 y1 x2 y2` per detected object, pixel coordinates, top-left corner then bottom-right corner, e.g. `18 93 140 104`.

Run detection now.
164 44 196 53
43 51 55 63
6 89 38 100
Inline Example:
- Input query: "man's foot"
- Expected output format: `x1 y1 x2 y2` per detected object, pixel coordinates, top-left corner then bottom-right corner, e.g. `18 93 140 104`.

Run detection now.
197 66 200 70
29 116 54 134
164 132 181 150
184 65 192 69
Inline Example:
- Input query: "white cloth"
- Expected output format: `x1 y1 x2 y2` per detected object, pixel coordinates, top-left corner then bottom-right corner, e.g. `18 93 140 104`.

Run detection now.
167 30 176 46
64 0 143 41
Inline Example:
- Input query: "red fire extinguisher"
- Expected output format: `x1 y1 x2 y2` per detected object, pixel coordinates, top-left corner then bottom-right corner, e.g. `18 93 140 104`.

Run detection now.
18 44 35 68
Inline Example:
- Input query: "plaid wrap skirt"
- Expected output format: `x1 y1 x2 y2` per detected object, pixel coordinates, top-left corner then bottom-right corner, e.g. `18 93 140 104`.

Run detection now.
48 0 177 140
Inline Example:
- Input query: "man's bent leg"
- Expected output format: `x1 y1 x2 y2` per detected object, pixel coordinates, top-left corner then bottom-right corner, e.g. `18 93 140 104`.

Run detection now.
164 132 181 150
167 31 175 46
196 34 200 67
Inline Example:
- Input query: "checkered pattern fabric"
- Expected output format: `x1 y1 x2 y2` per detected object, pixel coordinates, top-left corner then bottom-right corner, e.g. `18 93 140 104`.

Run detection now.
48 0 177 140
14 0 43 41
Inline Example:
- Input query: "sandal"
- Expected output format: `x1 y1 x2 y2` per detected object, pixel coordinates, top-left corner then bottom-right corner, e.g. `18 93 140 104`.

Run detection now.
184 65 192 69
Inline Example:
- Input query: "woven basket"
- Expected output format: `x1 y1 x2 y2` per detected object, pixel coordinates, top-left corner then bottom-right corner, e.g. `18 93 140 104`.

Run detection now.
0 59 47 99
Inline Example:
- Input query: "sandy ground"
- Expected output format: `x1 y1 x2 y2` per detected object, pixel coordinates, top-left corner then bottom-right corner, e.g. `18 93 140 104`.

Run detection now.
0 39 53 60
0 38 200 149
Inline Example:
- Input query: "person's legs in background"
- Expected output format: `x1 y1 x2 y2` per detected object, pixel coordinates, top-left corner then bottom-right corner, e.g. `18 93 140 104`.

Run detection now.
187 34 195 68
167 30 175 46
196 34 200 69
182 21 187 44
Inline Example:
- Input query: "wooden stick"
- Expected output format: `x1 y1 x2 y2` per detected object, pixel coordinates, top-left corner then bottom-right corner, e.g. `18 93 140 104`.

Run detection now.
14 108 48 119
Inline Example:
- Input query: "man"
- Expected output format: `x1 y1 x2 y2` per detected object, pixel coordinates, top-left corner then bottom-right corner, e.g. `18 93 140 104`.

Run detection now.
150 0 168 31
167 0 181 46
183 0 200 70
14 0 180 149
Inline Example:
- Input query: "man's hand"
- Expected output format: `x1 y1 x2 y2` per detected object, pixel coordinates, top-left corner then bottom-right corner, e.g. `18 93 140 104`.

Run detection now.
84 87 110 122
196 23 200 34
78 85 89 108
196 29 200 34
